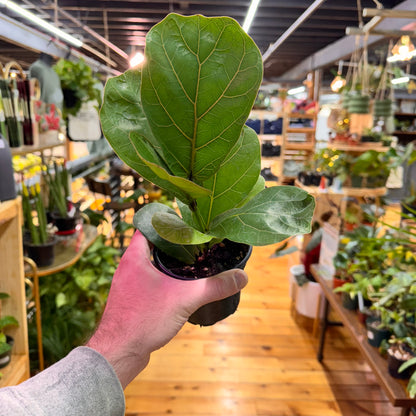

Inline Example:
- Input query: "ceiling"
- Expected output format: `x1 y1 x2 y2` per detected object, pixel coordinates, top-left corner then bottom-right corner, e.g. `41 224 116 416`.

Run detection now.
0 0 412 84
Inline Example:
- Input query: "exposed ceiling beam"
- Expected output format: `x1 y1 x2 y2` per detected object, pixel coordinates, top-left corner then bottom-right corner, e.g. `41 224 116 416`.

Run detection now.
262 0 327 63
363 8 416 19
346 27 416 37
276 0 416 81
0 11 120 75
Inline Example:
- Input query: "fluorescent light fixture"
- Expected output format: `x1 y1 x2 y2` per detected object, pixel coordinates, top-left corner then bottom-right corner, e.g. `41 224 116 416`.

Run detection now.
288 86 306 95
242 0 261 33
0 0 83 47
129 52 145 68
391 76 410 85
388 50 416 62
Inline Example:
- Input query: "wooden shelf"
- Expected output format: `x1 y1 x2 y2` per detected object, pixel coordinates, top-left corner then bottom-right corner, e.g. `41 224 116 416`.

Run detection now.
394 112 416 117
285 142 315 151
295 179 387 197
10 140 64 156
328 143 390 152
0 198 30 387
286 127 315 133
258 134 283 141
288 112 316 119
393 131 416 136
0 354 28 387
311 264 416 409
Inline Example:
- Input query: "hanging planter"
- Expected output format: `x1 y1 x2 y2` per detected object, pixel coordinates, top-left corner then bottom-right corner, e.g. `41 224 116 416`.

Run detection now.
373 98 393 118
348 94 371 114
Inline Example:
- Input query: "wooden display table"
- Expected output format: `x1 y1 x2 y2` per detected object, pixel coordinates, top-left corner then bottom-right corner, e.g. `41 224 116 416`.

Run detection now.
24 224 98 371
311 264 416 416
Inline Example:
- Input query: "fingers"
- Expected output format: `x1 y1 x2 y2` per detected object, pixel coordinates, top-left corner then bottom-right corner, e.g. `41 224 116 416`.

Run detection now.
183 269 248 312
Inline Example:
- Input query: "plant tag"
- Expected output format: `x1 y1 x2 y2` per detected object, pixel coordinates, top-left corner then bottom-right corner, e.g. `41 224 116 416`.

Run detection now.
367 330 374 340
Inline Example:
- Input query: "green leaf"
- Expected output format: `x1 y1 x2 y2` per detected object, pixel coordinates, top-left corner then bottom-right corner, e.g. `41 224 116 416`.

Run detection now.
141 13 263 182
0 316 19 330
236 175 265 208
0 342 11 355
196 126 261 229
55 293 67 308
209 186 315 245
0 293 10 300
128 132 211 202
100 69 211 204
152 212 214 245
133 203 199 263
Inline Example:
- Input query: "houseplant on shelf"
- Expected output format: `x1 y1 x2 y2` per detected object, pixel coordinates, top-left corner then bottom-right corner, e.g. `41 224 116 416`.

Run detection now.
21 182 57 267
44 160 80 235
0 292 19 369
100 13 315 326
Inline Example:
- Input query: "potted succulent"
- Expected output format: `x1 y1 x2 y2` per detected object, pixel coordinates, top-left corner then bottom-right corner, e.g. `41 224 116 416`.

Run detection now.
21 182 57 267
100 13 314 326
0 293 19 369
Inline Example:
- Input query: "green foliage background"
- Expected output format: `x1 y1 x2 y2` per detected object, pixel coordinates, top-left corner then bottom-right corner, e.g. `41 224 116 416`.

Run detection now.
28 236 119 370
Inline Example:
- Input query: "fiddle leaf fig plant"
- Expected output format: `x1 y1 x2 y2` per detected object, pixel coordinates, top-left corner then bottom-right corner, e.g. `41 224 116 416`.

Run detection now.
100 13 314 263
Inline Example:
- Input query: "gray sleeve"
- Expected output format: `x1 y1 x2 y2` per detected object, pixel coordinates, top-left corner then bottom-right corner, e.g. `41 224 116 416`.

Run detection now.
0 346 125 416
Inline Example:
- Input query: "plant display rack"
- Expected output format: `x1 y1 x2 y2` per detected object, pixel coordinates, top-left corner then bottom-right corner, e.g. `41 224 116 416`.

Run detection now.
249 107 317 184
0 198 30 387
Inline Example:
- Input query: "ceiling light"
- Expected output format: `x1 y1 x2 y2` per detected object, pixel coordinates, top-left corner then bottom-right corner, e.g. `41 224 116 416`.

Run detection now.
288 86 306 95
391 76 410 85
129 52 145 68
389 35 415 62
242 0 261 33
0 0 83 48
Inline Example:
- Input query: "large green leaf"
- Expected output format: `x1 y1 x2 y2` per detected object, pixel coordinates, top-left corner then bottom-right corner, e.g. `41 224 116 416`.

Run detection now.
209 186 315 245
141 13 263 182
152 212 214 245
196 126 261 230
101 70 211 204
133 203 199 263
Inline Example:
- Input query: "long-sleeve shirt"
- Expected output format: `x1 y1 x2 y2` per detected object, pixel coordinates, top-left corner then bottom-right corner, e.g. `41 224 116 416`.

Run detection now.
0 347 125 415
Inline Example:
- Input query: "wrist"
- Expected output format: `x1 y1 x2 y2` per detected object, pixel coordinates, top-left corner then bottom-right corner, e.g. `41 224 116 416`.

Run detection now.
86 326 150 389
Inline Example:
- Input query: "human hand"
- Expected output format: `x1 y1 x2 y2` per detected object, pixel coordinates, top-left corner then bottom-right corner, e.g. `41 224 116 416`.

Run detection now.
87 231 248 389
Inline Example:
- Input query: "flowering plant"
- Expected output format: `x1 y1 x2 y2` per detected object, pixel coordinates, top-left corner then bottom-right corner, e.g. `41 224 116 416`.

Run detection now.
34 101 61 132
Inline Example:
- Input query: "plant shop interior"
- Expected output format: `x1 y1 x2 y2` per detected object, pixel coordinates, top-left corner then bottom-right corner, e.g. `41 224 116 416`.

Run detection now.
1 0 416 415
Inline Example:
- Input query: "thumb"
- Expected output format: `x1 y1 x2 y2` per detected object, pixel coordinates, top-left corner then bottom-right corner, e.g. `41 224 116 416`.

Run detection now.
182 269 248 313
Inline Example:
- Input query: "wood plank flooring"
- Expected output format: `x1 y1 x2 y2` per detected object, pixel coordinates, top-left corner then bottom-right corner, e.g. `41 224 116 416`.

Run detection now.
124 239 403 416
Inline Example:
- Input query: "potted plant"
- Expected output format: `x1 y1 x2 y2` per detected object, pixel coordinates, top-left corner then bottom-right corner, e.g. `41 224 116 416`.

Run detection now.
401 181 416 218
399 354 416 398
387 337 416 380
100 13 315 326
53 58 102 119
21 182 57 267
44 160 80 235
0 293 19 369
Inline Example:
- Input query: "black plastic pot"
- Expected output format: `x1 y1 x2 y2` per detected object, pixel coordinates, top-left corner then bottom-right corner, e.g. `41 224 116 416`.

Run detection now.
0 336 14 369
153 242 252 326
24 236 57 267
365 316 391 348
387 345 416 379
341 292 358 310
51 211 80 235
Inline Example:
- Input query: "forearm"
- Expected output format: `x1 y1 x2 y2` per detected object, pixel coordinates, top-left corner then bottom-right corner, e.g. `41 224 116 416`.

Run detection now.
0 347 125 416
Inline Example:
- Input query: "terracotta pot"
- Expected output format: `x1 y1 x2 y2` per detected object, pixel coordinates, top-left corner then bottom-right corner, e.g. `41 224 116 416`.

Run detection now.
153 241 252 326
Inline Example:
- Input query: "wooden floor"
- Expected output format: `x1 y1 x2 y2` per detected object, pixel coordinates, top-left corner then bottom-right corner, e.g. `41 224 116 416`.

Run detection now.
124 238 403 416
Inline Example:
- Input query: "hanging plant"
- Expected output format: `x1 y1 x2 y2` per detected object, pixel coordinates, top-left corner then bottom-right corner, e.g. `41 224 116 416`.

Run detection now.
53 58 102 118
